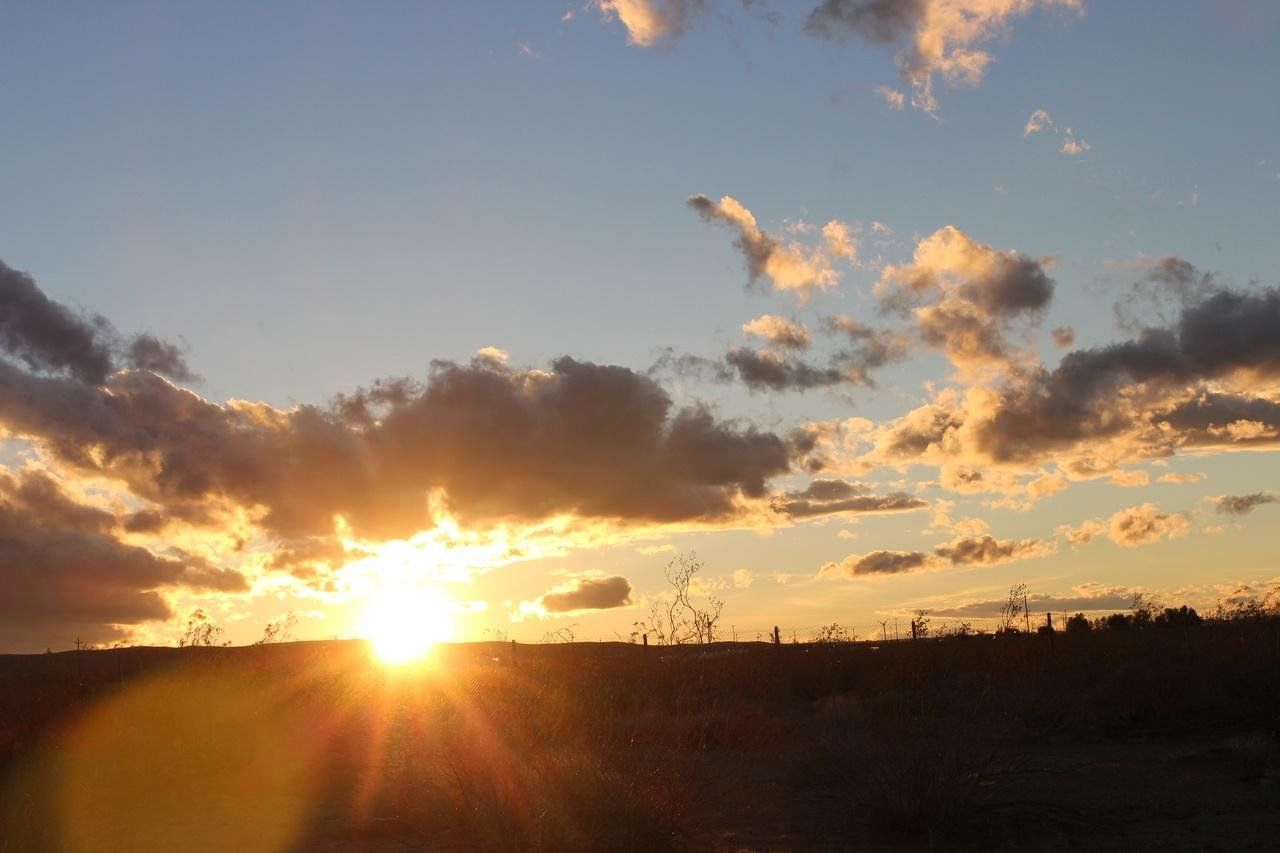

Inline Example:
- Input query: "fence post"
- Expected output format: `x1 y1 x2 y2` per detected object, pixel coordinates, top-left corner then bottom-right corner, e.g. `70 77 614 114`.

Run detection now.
511 639 517 666
642 633 648 655
911 620 918 641
771 626 781 646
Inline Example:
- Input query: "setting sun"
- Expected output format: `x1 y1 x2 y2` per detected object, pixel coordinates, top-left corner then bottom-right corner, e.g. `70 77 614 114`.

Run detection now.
359 586 455 665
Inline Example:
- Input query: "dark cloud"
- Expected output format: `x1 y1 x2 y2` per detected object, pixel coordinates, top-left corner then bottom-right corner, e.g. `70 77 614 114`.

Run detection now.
821 549 931 577
0 260 116 385
823 315 910 378
724 347 848 392
0 353 792 539
0 469 246 649
932 534 1050 566
972 276 1280 464
539 575 633 613
125 334 196 383
687 194 776 285
772 479 926 518
804 0 924 43
0 259 195 385
821 532 1050 578
1215 492 1277 515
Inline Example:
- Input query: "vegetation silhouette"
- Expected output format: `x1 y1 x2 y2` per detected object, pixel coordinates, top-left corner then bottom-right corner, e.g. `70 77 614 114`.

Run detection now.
1 588 1278 849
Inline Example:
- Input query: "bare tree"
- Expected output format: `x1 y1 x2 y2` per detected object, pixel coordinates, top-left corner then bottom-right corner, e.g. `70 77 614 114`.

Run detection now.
178 608 229 648
254 611 297 645
998 584 1028 634
645 552 724 644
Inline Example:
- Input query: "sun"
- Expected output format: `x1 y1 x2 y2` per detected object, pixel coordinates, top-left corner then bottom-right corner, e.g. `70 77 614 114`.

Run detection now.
359 585 455 665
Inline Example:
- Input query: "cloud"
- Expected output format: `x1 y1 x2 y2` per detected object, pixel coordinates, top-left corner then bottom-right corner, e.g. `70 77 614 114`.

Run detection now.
0 260 118 385
595 0 705 46
876 226 1054 370
0 267 799 545
874 85 906 110
822 220 859 262
537 575 634 612
732 568 754 588
723 347 850 392
1214 492 1276 515
930 583 1138 617
842 264 1280 498
687 194 845 298
1109 469 1149 487
771 478 927 518
742 314 813 350
0 468 246 648
1062 503 1191 548
666 313 908 393
1023 109 1052 136
1157 472 1204 484
1050 326 1075 347
805 0 1084 113
0 354 795 540
932 533 1054 565
0 259 193 385
820 531 1051 577
820 549 932 577
637 543 677 555
1060 127 1090 155
823 315 911 377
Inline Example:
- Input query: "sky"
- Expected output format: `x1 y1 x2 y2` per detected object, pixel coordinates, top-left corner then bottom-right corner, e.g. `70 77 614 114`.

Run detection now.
1 0 1278 652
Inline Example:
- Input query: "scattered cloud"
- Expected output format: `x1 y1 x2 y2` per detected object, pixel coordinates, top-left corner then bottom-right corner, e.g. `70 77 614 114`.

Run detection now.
595 0 705 46
805 0 1084 114
688 194 849 298
874 85 906 110
1158 472 1205 484
1023 108 1052 136
1062 503 1191 547
820 531 1052 578
876 226 1055 371
1060 127 1090 155
1214 492 1276 515
771 478 928 518
742 314 813 350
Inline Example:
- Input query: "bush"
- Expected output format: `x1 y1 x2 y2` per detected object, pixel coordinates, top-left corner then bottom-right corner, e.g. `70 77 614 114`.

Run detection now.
1065 613 1092 633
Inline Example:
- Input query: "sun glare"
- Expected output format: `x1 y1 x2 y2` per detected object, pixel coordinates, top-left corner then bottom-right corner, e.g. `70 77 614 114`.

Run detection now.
360 585 455 665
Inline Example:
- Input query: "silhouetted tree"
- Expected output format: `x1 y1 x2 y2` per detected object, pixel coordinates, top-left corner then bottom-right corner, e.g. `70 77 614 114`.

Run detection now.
645 552 723 644
1155 605 1201 629
178 608 229 647
1064 613 1092 633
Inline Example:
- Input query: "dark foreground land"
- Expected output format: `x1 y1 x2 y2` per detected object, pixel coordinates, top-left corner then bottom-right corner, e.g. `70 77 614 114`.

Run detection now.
2 623 1279 851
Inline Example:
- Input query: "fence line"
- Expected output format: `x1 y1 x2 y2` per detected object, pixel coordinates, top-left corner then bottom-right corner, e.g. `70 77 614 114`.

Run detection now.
578 612 1102 644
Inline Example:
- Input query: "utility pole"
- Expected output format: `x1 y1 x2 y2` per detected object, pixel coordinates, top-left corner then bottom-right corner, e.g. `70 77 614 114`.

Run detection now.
73 636 83 687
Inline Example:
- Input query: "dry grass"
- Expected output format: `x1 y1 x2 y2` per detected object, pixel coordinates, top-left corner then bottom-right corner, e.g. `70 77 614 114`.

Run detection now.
1 617 1278 850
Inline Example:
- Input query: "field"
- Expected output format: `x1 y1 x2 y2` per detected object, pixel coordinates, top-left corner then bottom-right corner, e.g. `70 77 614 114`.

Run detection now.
2 619 1279 851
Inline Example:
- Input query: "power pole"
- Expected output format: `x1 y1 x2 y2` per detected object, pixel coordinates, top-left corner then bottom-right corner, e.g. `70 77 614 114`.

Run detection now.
73 636 83 686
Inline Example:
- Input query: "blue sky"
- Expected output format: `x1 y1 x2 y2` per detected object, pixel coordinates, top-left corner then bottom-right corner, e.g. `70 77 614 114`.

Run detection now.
1 1 1278 649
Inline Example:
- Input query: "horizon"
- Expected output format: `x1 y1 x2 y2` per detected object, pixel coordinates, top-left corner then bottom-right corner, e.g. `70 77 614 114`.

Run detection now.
2 0 1279 654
